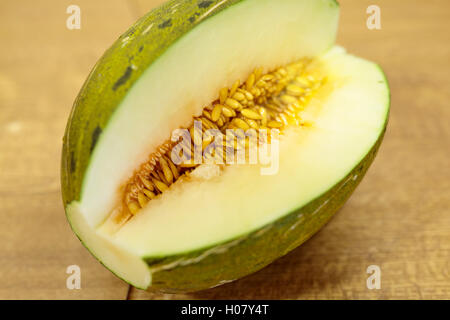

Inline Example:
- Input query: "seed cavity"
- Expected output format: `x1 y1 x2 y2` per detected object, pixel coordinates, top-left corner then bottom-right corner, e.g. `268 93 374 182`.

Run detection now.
120 58 325 219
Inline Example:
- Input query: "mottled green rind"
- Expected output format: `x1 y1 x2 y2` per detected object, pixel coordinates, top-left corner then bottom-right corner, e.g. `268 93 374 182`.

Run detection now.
147 125 387 293
61 0 246 207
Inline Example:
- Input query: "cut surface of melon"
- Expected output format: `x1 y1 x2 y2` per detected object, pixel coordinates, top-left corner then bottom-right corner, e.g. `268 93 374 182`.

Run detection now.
67 46 389 288
103 46 388 257
79 0 339 228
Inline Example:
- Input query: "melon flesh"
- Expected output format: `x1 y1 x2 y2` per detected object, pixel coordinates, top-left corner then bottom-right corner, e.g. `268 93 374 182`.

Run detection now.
79 0 339 228
106 46 389 258
68 47 389 289
65 0 389 290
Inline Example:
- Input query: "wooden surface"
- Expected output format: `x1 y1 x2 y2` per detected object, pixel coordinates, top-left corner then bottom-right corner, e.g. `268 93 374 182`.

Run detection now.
0 0 448 300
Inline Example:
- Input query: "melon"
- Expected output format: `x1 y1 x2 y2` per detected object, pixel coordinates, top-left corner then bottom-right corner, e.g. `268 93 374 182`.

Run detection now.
61 0 390 292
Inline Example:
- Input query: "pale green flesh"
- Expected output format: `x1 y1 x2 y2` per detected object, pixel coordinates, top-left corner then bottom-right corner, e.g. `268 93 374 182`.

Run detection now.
66 0 389 290
108 46 389 256
67 47 389 289
79 0 339 228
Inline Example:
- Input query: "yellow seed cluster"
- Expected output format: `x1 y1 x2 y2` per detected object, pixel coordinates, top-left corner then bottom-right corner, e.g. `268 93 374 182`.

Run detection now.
123 58 325 217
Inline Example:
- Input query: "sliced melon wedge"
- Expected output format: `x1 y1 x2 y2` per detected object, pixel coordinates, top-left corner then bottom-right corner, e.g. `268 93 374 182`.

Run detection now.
62 0 389 292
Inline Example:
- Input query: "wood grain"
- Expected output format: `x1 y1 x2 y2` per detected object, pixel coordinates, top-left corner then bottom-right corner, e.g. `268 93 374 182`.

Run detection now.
0 0 448 300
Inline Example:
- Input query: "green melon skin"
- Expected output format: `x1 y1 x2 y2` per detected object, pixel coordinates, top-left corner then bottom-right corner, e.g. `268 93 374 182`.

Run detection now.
61 0 389 292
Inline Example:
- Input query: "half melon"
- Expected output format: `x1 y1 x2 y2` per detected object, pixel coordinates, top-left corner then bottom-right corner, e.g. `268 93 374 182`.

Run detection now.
61 0 389 292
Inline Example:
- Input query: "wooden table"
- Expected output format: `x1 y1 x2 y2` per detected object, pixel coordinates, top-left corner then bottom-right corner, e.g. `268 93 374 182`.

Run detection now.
0 0 448 300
